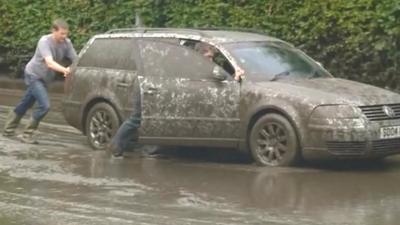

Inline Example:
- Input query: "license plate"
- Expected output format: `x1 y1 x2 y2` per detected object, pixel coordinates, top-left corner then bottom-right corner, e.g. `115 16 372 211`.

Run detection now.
380 126 400 139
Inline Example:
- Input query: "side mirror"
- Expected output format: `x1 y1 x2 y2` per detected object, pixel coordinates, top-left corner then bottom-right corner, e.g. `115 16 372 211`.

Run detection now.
212 66 229 81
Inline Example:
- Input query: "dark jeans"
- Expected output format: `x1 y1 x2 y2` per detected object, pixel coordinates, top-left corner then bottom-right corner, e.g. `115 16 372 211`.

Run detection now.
14 76 50 122
111 79 142 154
111 114 141 154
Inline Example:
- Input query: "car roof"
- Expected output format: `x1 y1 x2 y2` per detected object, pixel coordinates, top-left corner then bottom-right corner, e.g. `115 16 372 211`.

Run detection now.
93 28 287 44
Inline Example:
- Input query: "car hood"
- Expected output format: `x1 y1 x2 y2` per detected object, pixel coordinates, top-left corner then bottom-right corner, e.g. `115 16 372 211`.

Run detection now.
250 77 400 106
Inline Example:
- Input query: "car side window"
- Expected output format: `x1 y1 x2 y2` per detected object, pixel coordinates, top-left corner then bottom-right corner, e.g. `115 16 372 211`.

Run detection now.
138 38 216 79
180 39 235 76
78 38 137 71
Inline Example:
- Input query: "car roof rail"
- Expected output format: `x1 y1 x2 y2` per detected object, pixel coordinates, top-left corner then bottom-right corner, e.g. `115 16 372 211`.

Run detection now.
194 27 269 35
105 27 211 37
105 27 142 34
105 27 270 38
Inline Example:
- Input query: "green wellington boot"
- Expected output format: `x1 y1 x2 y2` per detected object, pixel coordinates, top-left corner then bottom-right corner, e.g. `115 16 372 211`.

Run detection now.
2 110 22 137
20 119 40 144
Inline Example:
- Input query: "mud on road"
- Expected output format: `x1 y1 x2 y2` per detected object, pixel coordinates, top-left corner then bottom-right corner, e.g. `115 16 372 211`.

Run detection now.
1 88 400 225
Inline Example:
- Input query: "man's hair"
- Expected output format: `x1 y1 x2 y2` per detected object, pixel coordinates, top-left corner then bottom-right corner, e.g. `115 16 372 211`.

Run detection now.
52 19 69 31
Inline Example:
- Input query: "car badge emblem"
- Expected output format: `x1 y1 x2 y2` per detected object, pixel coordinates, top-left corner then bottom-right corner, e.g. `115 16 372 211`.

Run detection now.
382 105 396 118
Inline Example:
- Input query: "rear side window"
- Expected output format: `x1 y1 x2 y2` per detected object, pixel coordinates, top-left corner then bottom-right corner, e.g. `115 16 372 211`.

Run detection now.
138 38 215 79
78 38 137 70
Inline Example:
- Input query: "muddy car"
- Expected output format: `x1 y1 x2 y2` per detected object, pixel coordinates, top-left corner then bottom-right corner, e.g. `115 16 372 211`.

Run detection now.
63 28 400 166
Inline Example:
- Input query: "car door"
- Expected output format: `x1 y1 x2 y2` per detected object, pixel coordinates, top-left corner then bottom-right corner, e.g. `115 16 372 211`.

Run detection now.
71 37 138 116
137 38 240 146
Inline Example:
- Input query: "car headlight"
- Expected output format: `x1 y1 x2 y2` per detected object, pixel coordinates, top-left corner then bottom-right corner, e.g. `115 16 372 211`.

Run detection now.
309 105 365 129
311 105 362 119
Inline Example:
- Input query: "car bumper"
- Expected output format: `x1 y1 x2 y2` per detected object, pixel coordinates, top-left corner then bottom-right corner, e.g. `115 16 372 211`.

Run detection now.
304 118 400 159
62 100 83 132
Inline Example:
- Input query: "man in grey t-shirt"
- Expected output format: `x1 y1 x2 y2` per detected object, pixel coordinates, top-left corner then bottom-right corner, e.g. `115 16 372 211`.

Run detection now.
2 19 77 143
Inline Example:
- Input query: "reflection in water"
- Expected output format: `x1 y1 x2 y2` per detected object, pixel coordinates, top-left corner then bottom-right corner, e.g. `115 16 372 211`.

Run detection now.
84 147 400 225
250 167 400 225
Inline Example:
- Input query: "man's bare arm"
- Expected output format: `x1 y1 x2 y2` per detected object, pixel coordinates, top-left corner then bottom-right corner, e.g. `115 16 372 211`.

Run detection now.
44 56 70 75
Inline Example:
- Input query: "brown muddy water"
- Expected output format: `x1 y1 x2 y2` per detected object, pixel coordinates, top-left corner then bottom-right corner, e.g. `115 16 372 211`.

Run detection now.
0 88 400 225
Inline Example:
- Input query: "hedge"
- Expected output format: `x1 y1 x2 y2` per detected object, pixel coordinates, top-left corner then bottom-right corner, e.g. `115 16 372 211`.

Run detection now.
0 0 399 90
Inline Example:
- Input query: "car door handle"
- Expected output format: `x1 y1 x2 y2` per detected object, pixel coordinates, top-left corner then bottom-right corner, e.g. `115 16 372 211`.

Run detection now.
117 82 129 88
143 87 159 95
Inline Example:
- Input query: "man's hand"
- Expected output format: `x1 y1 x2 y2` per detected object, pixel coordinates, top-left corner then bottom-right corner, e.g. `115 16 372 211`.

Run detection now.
234 67 245 81
63 67 71 77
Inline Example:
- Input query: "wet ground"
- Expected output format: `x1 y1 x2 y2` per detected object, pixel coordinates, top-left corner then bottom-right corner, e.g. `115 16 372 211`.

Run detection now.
1 87 400 225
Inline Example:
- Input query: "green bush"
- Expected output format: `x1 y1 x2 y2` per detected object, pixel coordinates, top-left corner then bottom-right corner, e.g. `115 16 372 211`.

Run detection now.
0 0 399 91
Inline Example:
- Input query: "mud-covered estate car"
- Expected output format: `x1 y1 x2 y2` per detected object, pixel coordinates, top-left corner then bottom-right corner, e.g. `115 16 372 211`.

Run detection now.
62 28 400 166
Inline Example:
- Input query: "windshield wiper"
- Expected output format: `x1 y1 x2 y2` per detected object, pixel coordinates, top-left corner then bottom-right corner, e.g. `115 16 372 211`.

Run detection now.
270 71 290 81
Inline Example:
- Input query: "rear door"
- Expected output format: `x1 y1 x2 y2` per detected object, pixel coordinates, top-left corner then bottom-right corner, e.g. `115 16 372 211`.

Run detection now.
70 38 139 118
137 38 240 146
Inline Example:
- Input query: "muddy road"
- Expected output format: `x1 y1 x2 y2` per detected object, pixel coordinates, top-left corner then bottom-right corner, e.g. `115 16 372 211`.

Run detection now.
1 87 400 225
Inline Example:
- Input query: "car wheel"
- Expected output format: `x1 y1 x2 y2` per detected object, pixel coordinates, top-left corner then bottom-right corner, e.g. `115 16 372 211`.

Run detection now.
249 113 300 166
85 102 120 150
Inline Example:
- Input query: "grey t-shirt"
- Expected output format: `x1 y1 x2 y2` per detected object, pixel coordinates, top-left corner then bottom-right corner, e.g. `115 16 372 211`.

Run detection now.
25 34 77 84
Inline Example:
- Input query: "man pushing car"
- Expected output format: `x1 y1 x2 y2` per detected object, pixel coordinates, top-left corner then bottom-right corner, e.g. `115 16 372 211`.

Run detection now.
2 19 77 143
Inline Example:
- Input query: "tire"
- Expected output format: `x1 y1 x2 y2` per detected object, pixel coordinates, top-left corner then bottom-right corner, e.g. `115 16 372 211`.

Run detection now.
249 113 300 167
85 102 120 150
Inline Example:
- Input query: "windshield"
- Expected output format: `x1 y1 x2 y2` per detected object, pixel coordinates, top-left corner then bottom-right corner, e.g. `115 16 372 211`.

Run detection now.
224 42 332 81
